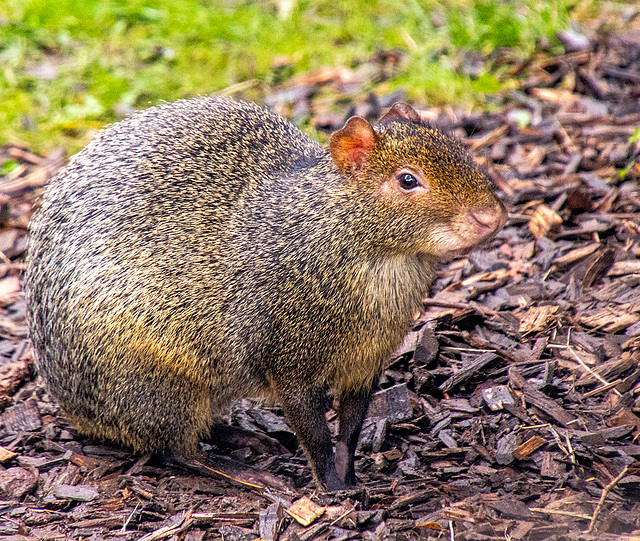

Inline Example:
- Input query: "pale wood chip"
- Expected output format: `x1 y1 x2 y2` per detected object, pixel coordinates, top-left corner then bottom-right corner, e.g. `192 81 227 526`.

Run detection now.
579 309 640 333
529 205 563 238
0 275 21 306
608 259 640 276
576 351 638 386
0 166 49 194
286 496 325 527
531 87 581 103
513 436 547 460
519 305 559 334
555 243 600 267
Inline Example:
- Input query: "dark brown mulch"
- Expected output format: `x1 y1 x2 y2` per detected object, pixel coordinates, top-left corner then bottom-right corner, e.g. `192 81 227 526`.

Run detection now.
1 27 640 541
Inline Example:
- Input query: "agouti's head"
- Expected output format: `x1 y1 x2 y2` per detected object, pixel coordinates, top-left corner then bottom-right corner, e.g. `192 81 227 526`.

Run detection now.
330 103 507 257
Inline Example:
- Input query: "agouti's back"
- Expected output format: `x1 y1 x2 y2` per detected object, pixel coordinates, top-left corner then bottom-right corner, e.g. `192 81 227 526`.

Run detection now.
26 97 506 490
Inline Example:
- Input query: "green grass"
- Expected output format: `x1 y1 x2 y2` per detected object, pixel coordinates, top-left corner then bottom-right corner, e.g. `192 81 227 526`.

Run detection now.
0 0 574 155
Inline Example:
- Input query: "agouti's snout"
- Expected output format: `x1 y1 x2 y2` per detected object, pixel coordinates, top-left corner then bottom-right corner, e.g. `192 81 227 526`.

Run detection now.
26 98 505 491
468 203 508 240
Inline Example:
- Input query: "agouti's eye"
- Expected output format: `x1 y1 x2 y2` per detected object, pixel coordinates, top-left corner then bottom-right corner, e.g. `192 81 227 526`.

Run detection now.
398 173 419 191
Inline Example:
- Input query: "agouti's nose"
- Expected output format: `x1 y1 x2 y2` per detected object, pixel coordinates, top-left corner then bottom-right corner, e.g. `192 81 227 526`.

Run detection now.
468 206 507 237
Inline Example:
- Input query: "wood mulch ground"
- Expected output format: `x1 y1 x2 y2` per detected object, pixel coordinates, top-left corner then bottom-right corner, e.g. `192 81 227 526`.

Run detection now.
1 25 640 541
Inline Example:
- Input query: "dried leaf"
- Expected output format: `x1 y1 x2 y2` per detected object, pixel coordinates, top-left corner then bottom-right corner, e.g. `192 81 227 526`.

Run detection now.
0 446 18 462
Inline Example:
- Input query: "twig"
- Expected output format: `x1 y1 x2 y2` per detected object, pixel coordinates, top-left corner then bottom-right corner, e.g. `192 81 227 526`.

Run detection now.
138 510 194 541
530 508 592 520
587 465 630 534
329 507 356 526
121 503 140 532
443 346 496 354
568 346 621 396
284 502 357 541
564 430 576 466
191 512 259 520
194 458 264 490
548 427 571 465
422 299 497 317
583 380 622 398
449 520 455 541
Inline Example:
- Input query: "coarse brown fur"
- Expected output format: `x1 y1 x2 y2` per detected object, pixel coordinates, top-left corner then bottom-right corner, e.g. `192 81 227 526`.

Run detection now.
25 97 506 490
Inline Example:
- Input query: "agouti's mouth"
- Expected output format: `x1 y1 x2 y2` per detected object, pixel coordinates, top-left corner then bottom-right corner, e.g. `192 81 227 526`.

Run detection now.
442 226 503 260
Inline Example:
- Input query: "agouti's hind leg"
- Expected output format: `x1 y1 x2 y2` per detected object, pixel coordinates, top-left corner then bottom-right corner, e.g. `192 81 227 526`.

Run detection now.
275 383 344 491
335 386 374 486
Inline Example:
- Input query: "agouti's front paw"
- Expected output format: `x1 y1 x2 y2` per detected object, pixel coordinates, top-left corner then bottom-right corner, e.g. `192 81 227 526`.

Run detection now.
322 468 347 492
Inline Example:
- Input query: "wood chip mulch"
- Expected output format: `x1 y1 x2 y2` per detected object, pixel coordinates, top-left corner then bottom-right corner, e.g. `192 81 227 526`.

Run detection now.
0 29 639 541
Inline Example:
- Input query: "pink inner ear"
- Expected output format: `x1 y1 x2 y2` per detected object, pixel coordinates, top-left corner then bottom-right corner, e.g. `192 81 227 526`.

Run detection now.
358 125 377 151
330 116 378 174
351 148 366 169
350 128 376 169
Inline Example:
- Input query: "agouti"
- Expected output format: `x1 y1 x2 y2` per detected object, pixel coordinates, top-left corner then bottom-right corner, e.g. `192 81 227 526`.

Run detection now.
25 97 506 490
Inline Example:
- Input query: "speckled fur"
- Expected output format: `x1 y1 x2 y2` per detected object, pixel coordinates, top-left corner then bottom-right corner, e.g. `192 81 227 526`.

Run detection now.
25 96 504 488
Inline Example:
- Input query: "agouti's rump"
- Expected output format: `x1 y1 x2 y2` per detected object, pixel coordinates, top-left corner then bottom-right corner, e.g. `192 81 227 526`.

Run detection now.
25 97 506 490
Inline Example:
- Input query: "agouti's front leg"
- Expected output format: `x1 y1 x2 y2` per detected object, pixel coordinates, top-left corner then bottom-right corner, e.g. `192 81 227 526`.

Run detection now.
335 387 374 485
276 384 345 491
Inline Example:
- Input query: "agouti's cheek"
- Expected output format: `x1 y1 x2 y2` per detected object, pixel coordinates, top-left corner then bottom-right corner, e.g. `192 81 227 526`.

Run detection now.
378 181 398 199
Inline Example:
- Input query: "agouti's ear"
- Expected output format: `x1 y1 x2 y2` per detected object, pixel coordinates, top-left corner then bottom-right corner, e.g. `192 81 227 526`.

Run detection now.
379 102 422 124
330 116 378 175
